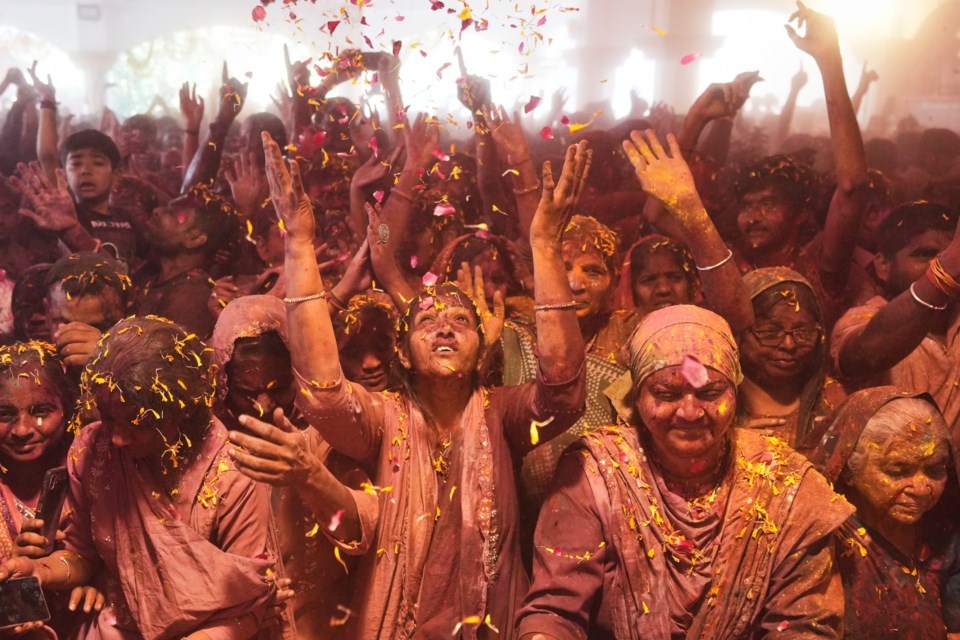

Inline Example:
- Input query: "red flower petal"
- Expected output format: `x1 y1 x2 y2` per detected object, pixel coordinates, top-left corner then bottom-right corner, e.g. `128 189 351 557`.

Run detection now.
251 5 267 21
523 95 541 114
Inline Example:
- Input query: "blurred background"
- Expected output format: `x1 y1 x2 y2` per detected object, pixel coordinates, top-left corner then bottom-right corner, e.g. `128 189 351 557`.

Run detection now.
0 0 956 136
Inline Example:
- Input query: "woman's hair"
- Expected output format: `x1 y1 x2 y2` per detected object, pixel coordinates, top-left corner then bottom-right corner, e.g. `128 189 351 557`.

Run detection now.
751 281 821 327
562 215 621 275
395 283 483 394
628 236 699 296
845 397 950 479
82 316 216 439
0 342 77 425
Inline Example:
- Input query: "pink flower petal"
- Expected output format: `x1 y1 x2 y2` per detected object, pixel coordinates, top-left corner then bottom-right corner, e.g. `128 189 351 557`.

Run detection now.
328 508 345 531
251 5 267 21
432 147 450 162
680 355 709 388
410 255 418 269
327 20 341 34
523 95 541 114
368 134 379 156
776 621 789 632
373 190 384 204
539 126 554 140
419 295 435 310
680 53 700 65
430 0 444 9
311 131 327 147
422 272 438 287
560 114 570 125
433 203 456 217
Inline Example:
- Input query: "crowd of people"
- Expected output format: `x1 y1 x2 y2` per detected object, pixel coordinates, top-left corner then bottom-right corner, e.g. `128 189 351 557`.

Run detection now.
1 1 960 638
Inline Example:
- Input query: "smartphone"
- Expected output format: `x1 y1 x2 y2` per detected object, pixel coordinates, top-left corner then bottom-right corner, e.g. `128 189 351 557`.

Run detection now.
0 577 50 627
32 467 68 556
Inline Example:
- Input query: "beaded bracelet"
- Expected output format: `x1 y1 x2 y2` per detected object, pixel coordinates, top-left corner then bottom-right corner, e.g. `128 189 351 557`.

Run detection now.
534 301 577 312
696 249 734 272
512 181 541 196
283 291 326 305
909 282 948 311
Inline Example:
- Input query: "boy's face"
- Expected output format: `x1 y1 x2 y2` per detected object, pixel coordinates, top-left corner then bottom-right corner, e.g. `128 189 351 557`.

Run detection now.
65 149 114 205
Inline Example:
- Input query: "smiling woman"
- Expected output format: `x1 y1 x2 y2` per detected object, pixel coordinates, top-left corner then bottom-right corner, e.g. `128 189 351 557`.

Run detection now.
0 342 74 561
517 304 854 640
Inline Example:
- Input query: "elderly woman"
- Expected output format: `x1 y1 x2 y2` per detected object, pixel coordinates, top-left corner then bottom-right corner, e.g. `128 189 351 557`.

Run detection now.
738 267 847 449
256 131 587 639
516 305 853 640
210 295 374 640
0 317 286 640
807 387 960 639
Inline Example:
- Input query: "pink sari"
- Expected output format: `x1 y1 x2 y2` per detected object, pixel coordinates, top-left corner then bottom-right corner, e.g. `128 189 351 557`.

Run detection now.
64 420 279 640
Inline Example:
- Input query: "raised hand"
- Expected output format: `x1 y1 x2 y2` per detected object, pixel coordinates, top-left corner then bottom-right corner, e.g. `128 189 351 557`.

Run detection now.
228 408 317 486
404 112 440 170
11 162 81 233
857 62 879 90
456 262 505 347
178 82 204 130
456 73 492 114
333 238 372 302
352 145 403 191
623 130 699 214
28 60 56 103
225 150 268 215
785 1 840 62
262 131 315 244
689 71 762 122
529 140 592 244
216 61 249 122
486 106 530 166
790 64 809 93
283 43 311 94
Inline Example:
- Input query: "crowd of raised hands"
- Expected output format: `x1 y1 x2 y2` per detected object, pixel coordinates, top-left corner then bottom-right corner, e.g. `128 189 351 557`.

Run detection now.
0 2 960 639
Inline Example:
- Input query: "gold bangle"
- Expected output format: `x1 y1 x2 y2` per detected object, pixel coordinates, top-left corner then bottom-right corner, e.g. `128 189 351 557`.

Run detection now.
390 190 415 205
58 554 72 582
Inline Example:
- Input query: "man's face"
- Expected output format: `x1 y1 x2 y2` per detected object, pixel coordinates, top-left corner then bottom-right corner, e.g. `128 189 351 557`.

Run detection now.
737 186 798 255
45 285 121 335
145 202 200 254
65 149 114 205
875 229 953 296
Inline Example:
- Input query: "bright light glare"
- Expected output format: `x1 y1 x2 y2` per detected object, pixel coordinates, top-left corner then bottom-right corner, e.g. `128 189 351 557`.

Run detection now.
106 27 312 117
0 26 85 114
701 10 863 122
611 49 656 120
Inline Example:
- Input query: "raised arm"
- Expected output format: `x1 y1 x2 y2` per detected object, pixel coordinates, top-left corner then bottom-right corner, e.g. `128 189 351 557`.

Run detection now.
786 1 869 286
678 71 760 158
488 107 540 246
527 141 589 383
178 81 204 181
850 62 878 117
624 130 754 334
181 63 247 192
837 224 960 375
28 62 60 181
366 113 438 308
775 65 808 150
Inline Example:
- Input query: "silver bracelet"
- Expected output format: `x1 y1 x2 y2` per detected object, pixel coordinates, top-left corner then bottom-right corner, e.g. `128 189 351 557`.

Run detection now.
696 249 734 272
512 181 541 196
283 291 326 305
910 282 948 311
534 301 577 312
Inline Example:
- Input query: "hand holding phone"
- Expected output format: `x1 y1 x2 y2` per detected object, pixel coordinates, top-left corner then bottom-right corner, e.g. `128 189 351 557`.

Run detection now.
0 576 50 629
